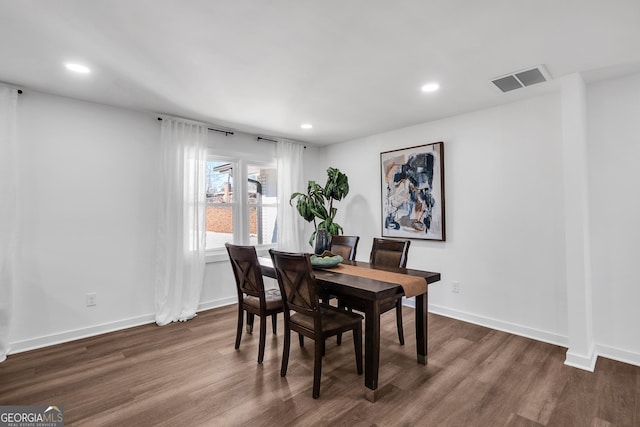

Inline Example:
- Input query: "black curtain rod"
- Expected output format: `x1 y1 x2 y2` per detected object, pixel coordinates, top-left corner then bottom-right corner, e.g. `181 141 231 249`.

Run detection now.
257 136 307 149
257 136 278 143
156 117 234 136
156 117 305 147
208 128 234 136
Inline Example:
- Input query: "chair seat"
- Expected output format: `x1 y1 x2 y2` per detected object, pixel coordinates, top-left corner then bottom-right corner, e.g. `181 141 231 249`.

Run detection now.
379 296 399 314
244 288 283 311
290 306 363 334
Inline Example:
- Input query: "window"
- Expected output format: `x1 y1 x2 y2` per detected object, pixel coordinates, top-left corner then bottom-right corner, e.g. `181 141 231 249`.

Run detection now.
205 160 235 250
247 163 278 245
205 158 277 250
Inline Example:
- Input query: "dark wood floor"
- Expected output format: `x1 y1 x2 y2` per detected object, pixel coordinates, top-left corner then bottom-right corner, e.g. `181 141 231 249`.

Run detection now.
0 305 638 426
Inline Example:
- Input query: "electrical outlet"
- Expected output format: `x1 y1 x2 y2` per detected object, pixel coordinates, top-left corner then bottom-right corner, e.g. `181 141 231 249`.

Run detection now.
86 293 97 307
451 281 460 293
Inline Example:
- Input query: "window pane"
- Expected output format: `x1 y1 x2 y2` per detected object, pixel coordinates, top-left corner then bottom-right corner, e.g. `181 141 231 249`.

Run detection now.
206 161 234 249
248 164 277 245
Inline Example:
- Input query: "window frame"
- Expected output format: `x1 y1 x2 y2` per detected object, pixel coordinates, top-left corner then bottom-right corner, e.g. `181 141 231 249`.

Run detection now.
205 156 277 263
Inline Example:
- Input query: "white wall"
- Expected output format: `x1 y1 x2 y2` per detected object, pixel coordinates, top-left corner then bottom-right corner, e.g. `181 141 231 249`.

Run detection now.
588 72 640 364
8 91 320 352
12 91 160 351
323 93 569 345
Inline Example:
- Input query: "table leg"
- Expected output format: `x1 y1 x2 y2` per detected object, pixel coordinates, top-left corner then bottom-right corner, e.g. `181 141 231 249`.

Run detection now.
415 292 428 365
363 301 381 402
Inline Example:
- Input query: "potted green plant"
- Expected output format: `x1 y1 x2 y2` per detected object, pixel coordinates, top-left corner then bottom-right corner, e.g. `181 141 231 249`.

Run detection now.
290 167 349 252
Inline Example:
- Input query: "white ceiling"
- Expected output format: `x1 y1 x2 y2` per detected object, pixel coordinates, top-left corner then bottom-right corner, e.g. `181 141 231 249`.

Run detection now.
1 0 639 145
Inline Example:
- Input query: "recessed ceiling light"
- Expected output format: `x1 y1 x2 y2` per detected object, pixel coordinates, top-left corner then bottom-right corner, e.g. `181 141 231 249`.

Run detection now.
300 123 313 129
421 83 439 93
65 63 91 73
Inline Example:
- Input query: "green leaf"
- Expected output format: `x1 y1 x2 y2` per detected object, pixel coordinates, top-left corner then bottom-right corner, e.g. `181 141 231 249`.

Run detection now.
325 167 349 201
310 203 328 220
289 192 305 204
329 207 337 220
327 222 343 236
297 199 315 222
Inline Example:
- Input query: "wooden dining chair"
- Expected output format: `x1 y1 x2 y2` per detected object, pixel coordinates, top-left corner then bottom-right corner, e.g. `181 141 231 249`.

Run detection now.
269 249 363 399
369 237 411 345
327 235 359 304
329 235 359 261
330 235 359 345
337 237 411 345
370 237 411 269
226 243 284 364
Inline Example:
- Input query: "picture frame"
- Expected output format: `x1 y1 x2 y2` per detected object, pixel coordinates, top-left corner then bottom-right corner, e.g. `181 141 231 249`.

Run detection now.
380 142 446 241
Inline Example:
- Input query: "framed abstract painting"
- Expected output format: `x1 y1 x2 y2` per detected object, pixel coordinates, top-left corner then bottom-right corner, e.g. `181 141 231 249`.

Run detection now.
380 142 446 241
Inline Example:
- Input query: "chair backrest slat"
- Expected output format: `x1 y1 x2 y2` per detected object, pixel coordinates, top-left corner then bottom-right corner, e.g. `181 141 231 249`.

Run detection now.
269 250 319 320
329 235 359 261
226 243 266 300
369 238 411 268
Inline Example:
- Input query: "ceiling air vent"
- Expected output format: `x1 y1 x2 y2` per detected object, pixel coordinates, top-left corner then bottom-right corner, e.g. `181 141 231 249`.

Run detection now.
491 65 551 93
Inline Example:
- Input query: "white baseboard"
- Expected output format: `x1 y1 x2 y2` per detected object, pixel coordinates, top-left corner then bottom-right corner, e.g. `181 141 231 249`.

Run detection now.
8 313 156 355
8 297 238 356
565 347 597 372
197 296 236 312
405 300 640 370
415 301 569 348
596 343 640 368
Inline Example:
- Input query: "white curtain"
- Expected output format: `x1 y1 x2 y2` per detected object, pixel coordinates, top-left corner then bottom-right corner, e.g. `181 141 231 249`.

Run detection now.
155 119 208 326
276 140 305 252
0 86 19 362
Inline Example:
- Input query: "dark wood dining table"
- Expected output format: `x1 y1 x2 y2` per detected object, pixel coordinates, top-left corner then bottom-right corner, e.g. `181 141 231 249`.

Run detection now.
259 256 441 402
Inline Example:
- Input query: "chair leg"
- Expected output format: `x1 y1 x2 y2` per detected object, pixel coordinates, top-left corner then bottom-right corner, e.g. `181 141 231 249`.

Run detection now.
336 300 344 345
396 299 405 346
281 325 291 377
299 333 304 347
235 306 244 350
258 314 267 364
272 313 277 335
246 312 254 334
353 324 363 375
312 338 323 399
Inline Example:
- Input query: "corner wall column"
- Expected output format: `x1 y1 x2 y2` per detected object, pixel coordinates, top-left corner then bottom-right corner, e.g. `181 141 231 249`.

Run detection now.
561 73 596 371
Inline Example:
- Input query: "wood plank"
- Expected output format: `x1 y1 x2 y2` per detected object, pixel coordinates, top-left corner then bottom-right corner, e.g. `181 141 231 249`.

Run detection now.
516 344 569 424
503 413 545 427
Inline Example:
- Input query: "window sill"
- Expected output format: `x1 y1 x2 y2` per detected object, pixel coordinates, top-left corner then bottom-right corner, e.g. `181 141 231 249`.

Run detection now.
205 244 277 264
